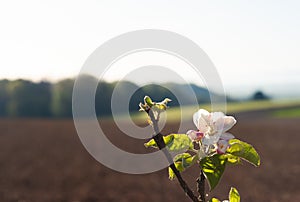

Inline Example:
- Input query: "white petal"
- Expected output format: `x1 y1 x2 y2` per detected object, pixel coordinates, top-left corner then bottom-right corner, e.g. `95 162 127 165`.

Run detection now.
211 111 225 123
222 116 237 132
198 116 210 133
214 116 236 133
220 133 235 141
193 109 210 130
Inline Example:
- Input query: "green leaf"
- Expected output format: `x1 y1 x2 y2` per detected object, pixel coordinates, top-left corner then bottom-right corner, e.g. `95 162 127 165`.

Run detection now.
200 154 227 190
168 167 176 180
167 134 193 152
227 139 260 166
229 187 240 202
144 138 156 148
168 153 197 180
174 153 197 167
209 187 240 202
144 134 193 152
223 153 241 165
144 135 174 148
144 96 154 107
155 98 172 110
153 104 167 111
209 198 221 202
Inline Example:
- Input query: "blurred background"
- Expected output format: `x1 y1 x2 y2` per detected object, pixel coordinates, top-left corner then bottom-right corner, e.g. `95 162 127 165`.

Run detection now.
0 0 300 201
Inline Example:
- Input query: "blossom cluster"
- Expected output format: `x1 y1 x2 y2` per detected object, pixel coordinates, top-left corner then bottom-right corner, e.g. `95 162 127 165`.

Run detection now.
187 109 236 158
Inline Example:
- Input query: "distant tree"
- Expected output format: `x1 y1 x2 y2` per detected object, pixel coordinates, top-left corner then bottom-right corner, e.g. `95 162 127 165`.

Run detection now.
6 79 51 117
95 81 114 116
51 79 74 117
108 81 141 114
252 90 270 100
0 76 230 118
0 79 9 116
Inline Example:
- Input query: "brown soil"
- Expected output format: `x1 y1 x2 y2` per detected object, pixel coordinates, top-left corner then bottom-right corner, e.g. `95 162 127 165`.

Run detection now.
0 114 299 202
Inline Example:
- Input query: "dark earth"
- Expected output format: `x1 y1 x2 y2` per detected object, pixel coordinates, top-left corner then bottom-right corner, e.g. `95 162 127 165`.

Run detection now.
0 110 299 201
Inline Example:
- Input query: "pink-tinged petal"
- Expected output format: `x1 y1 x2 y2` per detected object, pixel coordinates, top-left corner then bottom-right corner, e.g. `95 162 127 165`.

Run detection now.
187 130 197 140
187 130 204 142
217 139 229 154
220 133 235 141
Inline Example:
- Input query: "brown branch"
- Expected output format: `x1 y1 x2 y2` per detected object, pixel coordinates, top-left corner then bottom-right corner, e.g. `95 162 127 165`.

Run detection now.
197 170 206 201
147 109 199 202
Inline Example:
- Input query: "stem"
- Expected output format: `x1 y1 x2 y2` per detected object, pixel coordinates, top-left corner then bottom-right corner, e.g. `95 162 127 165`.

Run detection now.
197 170 206 202
147 109 199 202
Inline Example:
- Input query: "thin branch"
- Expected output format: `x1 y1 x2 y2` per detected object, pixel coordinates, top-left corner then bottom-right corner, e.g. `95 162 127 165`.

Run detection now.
147 109 199 202
197 170 206 202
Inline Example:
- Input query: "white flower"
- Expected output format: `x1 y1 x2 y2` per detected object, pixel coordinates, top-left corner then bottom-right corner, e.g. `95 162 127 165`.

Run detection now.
192 109 236 145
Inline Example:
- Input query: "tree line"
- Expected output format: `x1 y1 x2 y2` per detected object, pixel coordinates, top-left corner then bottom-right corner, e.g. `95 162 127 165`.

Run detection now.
0 76 219 118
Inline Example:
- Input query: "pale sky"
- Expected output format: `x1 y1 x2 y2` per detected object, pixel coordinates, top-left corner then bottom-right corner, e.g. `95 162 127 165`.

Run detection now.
0 0 299 97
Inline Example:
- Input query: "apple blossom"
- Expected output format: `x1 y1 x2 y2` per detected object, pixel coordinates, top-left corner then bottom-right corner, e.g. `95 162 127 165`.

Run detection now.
191 109 236 145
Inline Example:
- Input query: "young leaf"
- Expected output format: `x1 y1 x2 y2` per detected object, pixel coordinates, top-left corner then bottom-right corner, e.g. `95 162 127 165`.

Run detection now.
229 187 240 202
174 153 197 167
200 154 227 190
227 139 260 166
168 167 176 180
144 134 192 152
144 135 174 148
155 98 172 110
167 134 193 152
168 153 197 180
144 96 154 107
209 198 221 202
